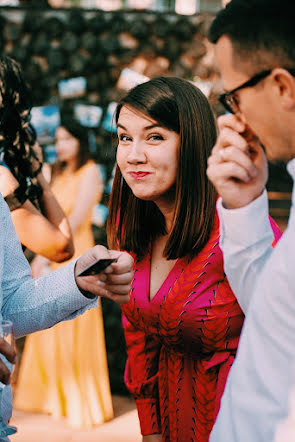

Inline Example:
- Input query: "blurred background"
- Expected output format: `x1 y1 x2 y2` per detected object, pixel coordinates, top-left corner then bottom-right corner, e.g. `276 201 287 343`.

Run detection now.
0 0 291 400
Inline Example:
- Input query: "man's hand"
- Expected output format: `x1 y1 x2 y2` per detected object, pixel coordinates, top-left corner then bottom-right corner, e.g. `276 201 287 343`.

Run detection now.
0 338 16 385
207 114 268 209
75 245 133 304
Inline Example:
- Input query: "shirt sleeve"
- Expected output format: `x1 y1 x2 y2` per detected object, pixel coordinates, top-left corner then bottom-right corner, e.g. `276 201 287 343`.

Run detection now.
210 194 292 442
122 313 162 435
1 196 97 338
217 190 281 313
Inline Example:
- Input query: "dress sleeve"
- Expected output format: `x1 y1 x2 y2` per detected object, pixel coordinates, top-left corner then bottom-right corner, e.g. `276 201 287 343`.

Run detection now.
122 313 162 435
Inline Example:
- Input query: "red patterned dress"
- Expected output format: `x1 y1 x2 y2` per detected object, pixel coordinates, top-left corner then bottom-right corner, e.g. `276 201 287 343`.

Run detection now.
122 215 282 442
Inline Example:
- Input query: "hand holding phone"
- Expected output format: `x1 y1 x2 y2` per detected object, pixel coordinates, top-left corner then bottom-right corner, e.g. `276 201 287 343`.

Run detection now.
77 258 118 277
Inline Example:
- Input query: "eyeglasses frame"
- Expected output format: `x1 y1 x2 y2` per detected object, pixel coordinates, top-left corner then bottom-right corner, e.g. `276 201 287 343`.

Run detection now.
219 68 295 114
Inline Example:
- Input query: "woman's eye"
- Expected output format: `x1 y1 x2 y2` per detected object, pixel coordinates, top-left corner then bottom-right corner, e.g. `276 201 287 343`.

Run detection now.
148 134 164 141
119 135 131 142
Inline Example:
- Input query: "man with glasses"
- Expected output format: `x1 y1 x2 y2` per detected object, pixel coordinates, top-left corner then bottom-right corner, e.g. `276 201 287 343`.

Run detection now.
206 0 295 441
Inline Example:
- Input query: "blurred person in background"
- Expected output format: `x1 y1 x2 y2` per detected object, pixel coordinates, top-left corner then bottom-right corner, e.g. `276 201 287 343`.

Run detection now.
15 118 114 428
107 76 281 442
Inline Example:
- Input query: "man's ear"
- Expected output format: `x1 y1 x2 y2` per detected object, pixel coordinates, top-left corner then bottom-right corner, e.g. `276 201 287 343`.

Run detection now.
272 68 295 110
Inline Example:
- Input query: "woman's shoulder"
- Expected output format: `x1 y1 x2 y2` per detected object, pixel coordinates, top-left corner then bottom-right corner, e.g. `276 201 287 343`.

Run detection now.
78 160 102 182
78 160 98 174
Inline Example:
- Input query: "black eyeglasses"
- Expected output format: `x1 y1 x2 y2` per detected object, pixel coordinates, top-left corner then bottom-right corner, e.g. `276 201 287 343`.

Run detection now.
219 68 295 114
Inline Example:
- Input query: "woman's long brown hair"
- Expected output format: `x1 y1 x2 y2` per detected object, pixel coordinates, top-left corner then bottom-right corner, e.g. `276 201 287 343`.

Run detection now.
107 77 217 260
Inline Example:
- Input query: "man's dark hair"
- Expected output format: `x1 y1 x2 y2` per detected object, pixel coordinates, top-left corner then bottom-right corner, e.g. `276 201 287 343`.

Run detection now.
208 0 295 71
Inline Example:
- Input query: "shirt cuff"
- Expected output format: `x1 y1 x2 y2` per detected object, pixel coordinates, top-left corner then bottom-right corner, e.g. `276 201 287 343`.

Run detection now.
135 398 161 435
217 190 273 248
56 260 98 312
72 259 97 299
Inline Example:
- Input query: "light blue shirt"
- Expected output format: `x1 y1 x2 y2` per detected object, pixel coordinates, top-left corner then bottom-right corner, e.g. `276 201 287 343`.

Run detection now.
0 194 96 432
210 158 295 442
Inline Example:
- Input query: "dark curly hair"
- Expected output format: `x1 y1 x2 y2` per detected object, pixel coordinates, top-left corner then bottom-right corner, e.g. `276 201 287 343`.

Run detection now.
0 55 43 209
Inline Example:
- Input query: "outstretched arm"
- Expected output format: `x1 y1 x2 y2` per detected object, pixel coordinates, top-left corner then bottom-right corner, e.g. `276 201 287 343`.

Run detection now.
1 193 133 336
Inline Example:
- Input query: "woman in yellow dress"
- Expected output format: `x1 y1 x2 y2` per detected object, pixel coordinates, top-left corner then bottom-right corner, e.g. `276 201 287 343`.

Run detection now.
15 118 114 429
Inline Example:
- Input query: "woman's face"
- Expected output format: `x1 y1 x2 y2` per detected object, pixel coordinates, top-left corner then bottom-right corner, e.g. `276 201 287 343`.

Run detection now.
116 105 180 206
55 127 80 163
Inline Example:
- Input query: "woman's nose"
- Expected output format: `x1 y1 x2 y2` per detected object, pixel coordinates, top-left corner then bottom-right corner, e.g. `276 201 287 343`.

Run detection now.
127 141 146 164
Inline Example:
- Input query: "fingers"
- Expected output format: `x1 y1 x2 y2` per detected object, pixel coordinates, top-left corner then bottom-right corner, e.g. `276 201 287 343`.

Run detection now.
83 278 131 304
105 270 134 285
0 338 16 385
76 250 134 305
207 160 254 185
0 359 11 385
76 276 131 303
208 113 262 184
104 283 132 296
206 114 268 209
75 245 110 279
208 145 258 182
217 113 246 133
90 245 111 260
107 251 134 274
216 115 261 154
0 338 16 364
213 126 249 152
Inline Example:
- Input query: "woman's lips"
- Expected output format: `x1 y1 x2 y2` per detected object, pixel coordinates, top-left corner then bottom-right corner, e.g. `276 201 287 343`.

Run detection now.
129 172 150 179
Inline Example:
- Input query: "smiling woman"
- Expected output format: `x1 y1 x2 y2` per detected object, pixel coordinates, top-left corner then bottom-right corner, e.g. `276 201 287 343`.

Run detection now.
116 106 180 205
105 77 283 442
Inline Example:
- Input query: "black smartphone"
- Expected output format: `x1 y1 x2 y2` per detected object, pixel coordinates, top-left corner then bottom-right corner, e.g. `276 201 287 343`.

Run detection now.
77 258 118 277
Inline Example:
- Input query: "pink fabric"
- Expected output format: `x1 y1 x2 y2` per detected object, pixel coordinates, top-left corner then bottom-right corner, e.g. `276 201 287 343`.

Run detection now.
122 213 281 441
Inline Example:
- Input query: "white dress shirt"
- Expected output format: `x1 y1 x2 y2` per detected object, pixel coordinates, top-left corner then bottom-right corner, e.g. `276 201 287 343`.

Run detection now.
0 194 97 436
210 159 295 442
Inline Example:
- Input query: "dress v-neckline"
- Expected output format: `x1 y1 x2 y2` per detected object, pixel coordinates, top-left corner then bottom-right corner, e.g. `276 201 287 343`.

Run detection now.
145 254 185 304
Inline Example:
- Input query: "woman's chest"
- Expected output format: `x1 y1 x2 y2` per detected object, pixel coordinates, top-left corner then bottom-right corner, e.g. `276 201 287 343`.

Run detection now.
123 250 244 352
149 257 177 302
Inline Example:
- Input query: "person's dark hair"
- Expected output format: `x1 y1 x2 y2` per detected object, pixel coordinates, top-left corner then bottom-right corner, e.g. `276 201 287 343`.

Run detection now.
0 55 43 206
52 117 91 181
208 0 295 72
107 76 217 260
